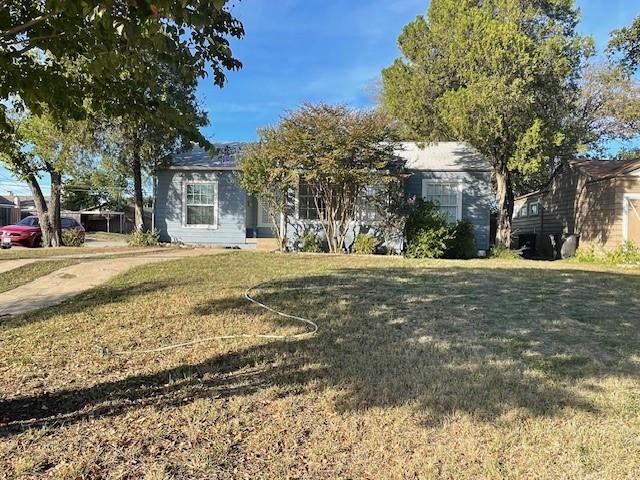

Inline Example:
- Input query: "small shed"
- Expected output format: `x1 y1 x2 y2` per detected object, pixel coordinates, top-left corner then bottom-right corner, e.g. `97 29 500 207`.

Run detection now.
513 158 640 257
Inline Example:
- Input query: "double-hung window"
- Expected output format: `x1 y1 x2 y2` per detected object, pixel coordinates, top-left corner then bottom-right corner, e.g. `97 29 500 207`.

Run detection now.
422 180 463 223
298 180 325 220
355 185 385 223
183 181 218 228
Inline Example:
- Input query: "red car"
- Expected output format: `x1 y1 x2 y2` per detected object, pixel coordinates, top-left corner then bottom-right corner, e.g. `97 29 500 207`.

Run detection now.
0 216 85 248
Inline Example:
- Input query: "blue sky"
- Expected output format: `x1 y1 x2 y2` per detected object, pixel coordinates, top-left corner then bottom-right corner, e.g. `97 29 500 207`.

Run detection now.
1 0 638 195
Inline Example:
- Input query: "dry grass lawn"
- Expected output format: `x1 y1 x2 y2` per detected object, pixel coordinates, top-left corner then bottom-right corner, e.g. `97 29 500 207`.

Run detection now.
1 252 639 479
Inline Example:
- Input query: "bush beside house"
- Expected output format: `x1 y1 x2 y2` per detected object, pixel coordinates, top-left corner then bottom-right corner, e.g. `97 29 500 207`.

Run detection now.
404 199 477 259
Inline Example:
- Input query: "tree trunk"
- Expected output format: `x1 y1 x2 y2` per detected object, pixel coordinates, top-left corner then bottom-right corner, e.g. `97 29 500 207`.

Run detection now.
132 143 146 232
495 161 515 248
24 173 52 248
49 170 63 247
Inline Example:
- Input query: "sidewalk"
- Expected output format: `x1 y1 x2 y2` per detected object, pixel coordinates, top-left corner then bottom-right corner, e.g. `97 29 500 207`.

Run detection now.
0 248 228 317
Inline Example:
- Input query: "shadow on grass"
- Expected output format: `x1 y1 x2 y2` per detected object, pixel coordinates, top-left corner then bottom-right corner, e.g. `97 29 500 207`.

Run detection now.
0 278 199 329
2 265 639 434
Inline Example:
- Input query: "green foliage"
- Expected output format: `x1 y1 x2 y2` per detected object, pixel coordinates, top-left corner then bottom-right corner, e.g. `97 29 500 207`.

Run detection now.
574 245 600 263
404 199 453 259
446 219 476 259
353 234 379 255
63 156 131 211
577 63 640 152
62 229 84 247
238 135 297 252
1 1 244 159
405 200 478 259
490 245 522 259
575 242 640 265
127 228 160 247
257 103 402 253
382 0 592 245
609 15 640 72
300 232 324 253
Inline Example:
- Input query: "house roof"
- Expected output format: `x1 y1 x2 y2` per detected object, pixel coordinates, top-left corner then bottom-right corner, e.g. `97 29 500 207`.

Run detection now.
168 142 246 170
395 142 491 172
0 195 15 206
165 141 491 173
515 157 640 201
570 158 640 180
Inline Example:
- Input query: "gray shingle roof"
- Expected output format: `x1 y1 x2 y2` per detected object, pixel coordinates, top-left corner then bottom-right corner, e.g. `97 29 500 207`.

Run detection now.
168 142 247 170
395 142 491 171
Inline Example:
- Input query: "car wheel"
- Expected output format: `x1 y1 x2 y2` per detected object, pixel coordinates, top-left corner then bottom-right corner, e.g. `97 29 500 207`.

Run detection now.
32 236 43 248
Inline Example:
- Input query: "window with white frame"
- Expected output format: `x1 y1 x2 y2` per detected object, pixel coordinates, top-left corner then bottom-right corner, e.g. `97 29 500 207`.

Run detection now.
298 180 325 220
355 185 385 223
183 181 217 227
422 180 462 223
529 202 539 216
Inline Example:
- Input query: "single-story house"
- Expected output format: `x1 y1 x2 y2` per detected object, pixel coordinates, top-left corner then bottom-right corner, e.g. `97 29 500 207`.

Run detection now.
153 142 493 252
512 158 640 257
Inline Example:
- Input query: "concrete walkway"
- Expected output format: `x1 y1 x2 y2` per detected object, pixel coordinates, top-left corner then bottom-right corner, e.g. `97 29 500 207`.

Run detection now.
0 248 228 317
0 259 39 274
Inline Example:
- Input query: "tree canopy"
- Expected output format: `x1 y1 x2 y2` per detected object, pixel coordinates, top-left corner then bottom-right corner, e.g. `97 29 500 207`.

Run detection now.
381 0 591 246
1 1 243 157
239 104 402 253
609 14 640 72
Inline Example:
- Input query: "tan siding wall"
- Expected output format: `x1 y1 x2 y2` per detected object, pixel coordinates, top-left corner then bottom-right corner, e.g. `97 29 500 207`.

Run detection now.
513 164 635 256
575 178 618 249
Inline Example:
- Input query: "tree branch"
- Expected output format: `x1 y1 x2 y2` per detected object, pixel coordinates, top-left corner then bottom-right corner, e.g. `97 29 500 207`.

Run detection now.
1 13 56 39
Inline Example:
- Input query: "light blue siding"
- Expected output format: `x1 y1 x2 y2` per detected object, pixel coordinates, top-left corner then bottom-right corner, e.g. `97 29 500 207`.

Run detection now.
405 171 492 250
154 170 247 245
285 170 493 252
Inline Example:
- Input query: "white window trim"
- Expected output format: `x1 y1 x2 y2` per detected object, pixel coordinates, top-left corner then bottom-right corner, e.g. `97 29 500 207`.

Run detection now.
182 179 219 229
622 193 640 241
421 179 463 222
295 181 323 223
529 201 540 216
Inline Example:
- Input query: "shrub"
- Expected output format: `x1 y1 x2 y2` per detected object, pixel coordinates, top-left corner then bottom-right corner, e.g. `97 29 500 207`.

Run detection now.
62 229 84 247
405 200 452 258
604 241 640 265
490 245 522 259
574 242 640 265
353 234 378 255
446 219 476 259
127 228 160 247
574 244 600 263
300 232 324 253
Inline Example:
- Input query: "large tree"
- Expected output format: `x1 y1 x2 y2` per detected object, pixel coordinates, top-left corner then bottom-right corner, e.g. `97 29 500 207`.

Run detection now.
0 111 93 247
91 59 209 231
577 63 640 153
243 104 402 253
381 0 591 247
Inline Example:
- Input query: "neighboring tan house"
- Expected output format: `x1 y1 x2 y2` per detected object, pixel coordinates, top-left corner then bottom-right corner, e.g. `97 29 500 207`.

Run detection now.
513 158 640 257
153 142 494 253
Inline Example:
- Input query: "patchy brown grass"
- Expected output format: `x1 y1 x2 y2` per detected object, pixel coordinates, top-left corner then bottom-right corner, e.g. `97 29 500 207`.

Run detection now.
0 246 153 260
0 260 79 294
1 253 639 479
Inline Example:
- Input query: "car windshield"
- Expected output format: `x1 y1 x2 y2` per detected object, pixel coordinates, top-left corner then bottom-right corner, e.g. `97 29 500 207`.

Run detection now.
16 217 38 226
